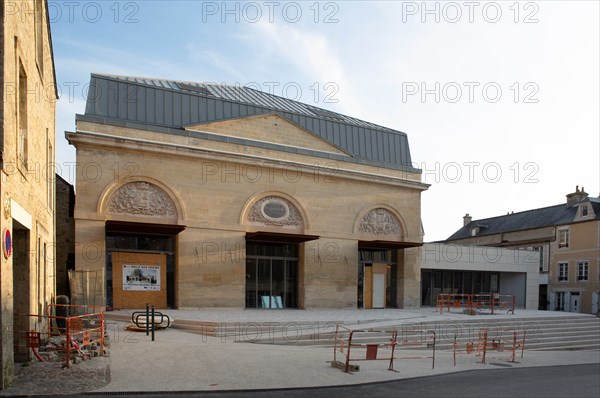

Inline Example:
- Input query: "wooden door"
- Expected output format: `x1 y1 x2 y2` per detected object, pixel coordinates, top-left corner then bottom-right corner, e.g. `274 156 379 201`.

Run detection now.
112 252 167 309
364 265 373 309
372 263 388 309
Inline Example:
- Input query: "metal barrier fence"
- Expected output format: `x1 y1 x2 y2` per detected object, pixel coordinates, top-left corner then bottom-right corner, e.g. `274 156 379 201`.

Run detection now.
14 304 105 369
332 325 436 373
437 293 516 315
453 326 526 365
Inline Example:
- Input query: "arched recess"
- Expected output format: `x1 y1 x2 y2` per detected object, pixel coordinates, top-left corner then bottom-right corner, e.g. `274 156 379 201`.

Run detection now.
98 177 186 310
353 204 408 239
240 191 310 231
98 176 187 222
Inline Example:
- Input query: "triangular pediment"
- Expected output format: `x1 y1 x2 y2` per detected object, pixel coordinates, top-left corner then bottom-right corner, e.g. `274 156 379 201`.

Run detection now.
184 114 349 155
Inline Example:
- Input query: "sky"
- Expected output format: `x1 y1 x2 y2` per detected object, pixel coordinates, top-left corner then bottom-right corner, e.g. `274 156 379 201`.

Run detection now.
48 0 599 242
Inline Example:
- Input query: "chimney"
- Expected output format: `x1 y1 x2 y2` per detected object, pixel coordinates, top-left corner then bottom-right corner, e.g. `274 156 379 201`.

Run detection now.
463 213 472 226
566 185 589 207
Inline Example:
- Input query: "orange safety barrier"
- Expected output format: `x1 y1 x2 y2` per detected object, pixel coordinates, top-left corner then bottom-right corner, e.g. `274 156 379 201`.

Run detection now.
437 293 516 315
480 327 526 364
453 327 526 365
14 305 105 369
48 304 105 368
332 325 436 373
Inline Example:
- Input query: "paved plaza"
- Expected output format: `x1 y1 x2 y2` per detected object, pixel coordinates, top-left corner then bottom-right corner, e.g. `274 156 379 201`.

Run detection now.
1 308 599 396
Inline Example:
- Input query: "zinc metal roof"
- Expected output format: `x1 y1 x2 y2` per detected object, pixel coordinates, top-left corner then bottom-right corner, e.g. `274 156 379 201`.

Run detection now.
78 73 419 172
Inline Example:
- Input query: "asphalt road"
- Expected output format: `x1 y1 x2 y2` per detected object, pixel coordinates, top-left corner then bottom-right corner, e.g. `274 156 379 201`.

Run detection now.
80 363 600 398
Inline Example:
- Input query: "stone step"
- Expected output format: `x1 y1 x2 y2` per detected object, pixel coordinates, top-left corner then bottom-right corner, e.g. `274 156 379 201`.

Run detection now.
215 318 600 351
106 311 599 351
207 325 599 341
246 336 600 351
532 344 600 351
209 321 599 339
209 317 599 331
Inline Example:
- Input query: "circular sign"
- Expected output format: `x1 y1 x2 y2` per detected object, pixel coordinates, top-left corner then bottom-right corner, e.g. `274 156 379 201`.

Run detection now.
3 228 12 258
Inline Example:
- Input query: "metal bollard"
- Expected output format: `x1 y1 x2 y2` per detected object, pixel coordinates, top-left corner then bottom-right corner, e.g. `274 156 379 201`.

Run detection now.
151 305 155 341
145 304 150 336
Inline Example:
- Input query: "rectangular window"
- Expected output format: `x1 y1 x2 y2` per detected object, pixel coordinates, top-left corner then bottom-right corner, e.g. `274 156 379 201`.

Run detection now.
556 292 566 311
537 246 545 272
581 205 588 217
47 129 54 210
558 262 568 282
558 229 569 248
18 61 28 169
577 261 589 281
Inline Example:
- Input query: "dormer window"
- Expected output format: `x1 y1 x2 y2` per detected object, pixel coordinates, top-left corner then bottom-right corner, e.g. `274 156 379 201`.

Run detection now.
469 223 486 236
581 205 589 217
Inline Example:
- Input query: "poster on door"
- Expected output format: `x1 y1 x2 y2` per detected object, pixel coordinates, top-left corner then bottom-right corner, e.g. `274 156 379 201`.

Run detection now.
122 264 161 291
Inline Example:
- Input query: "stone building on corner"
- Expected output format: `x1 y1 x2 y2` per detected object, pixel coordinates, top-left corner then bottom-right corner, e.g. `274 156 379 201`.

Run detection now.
1 0 57 388
66 74 429 311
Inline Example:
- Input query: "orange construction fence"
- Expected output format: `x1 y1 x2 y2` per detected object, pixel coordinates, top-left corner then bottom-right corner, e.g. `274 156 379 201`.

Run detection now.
332 325 436 373
14 304 105 369
453 326 526 365
437 293 516 315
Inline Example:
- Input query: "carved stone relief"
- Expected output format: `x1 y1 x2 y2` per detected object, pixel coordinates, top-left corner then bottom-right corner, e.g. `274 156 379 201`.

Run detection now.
107 182 176 217
359 208 401 235
248 196 303 227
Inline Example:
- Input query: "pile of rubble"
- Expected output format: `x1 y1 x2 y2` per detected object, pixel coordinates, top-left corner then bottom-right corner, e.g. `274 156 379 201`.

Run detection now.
33 334 109 367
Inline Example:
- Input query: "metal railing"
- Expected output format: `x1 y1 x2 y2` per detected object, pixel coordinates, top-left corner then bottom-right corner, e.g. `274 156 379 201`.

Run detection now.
332 325 436 373
436 293 516 315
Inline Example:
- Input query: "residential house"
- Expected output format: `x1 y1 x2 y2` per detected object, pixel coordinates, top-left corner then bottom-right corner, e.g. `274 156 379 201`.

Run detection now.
446 187 600 314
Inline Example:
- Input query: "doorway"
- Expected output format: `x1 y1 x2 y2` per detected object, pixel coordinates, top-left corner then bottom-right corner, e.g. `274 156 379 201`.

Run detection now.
358 249 397 309
111 252 167 309
12 221 30 362
570 292 580 313
106 229 178 308
539 285 548 310
245 242 298 309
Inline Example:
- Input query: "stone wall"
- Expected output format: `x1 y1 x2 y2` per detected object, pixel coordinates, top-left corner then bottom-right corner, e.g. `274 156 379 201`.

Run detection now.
55 175 75 297
1 0 57 388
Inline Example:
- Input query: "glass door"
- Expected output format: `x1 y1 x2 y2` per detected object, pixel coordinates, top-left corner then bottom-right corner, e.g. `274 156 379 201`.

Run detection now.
245 243 299 309
245 258 258 308
271 259 284 308
284 260 298 308
257 258 272 308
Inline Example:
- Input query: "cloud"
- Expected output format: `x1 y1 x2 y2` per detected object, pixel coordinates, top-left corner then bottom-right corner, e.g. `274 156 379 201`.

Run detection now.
185 43 247 81
54 38 202 82
247 21 365 115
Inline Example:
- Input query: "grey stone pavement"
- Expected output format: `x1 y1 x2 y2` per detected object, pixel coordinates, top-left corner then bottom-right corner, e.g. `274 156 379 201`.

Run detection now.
1 308 599 396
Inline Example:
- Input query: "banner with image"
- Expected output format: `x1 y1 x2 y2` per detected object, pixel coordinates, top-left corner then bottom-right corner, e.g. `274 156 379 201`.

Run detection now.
122 264 160 291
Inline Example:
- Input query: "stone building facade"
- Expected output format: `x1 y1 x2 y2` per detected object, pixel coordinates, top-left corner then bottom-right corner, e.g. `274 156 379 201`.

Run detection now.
67 74 428 311
446 187 600 315
0 0 57 388
55 174 75 297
